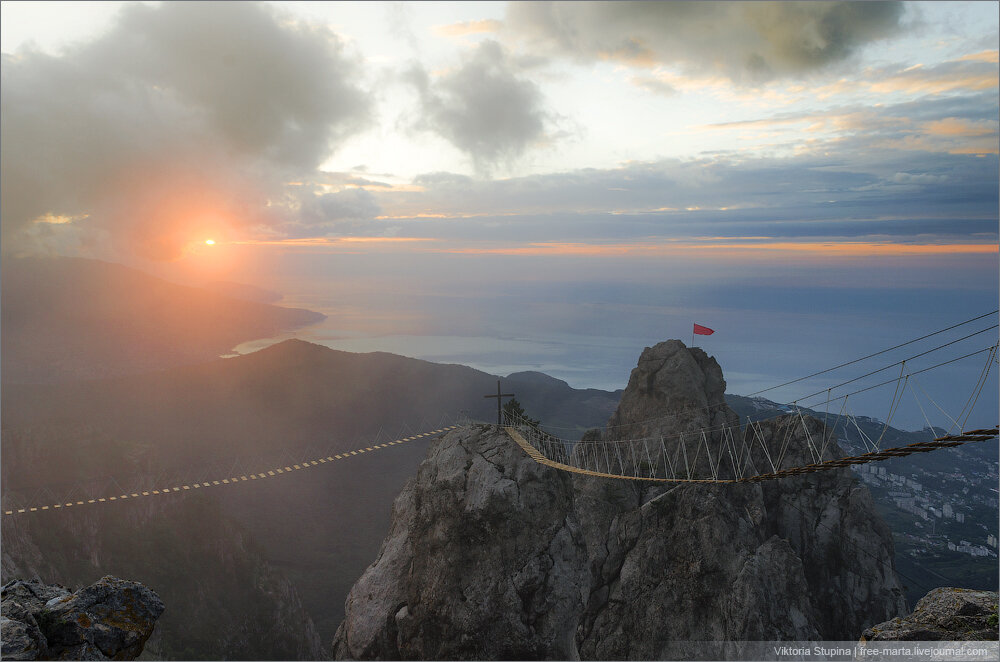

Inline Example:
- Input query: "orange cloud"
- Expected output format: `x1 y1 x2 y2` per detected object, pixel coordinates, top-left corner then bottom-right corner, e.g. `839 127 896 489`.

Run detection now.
922 118 996 137
433 19 502 37
236 236 433 247
957 50 999 64
228 236 998 262
435 240 998 259
868 72 997 96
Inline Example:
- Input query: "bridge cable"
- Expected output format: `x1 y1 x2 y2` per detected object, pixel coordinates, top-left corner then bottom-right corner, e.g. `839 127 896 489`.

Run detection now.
530 318 997 438
791 326 997 404
749 309 998 397
794 344 998 409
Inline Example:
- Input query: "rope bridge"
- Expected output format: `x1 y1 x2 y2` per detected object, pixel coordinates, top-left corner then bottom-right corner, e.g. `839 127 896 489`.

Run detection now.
4 313 997 510
3 426 459 517
505 421 998 484
505 318 999 484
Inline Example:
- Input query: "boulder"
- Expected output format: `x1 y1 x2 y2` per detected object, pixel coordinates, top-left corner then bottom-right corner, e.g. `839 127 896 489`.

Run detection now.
1 576 164 660
863 587 998 641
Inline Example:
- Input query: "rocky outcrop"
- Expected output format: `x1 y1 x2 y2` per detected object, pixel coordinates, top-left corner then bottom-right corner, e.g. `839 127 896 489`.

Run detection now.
1 497 326 661
1 576 164 660
863 587 998 641
333 340 908 659
332 424 589 660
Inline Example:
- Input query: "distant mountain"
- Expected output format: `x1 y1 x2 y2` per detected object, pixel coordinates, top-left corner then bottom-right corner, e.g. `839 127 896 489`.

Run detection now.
505 370 623 436
1 339 622 655
0 256 325 383
726 393 995 463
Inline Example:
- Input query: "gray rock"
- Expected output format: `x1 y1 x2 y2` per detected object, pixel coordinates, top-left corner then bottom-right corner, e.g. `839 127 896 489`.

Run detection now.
1 576 164 660
863 587 999 641
1 610 50 661
333 340 909 659
333 424 589 660
574 342 906 655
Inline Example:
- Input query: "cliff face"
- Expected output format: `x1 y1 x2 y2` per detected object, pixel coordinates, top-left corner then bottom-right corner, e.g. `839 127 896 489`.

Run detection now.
332 423 589 660
333 340 908 659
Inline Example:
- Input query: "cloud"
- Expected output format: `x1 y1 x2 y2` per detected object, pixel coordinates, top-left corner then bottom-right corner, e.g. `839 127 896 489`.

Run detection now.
366 137 997 252
433 19 503 38
506 1 905 82
698 82 999 158
1 1 371 260
629 75 678 97
405 40 553 172
296 187 382 236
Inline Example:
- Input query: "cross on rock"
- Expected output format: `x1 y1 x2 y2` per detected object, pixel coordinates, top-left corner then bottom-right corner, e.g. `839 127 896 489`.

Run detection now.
484 380 515 426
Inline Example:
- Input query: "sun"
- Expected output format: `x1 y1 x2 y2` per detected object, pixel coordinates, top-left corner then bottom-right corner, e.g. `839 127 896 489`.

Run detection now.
204 239 216 245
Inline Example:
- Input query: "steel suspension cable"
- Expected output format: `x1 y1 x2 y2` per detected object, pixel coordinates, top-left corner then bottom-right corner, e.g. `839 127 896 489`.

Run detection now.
749 309 998 397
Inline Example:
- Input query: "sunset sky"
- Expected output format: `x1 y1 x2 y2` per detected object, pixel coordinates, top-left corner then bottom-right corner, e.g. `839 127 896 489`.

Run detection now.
2 1 997 428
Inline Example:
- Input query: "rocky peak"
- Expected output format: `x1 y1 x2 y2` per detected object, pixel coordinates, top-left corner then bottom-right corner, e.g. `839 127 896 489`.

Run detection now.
333 340 908 659
608 340 733 440
600 341 739 487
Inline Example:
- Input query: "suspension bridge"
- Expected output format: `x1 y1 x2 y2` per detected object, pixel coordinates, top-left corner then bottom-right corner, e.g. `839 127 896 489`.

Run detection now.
505 310 998 483
506 419 998 484
3 312 997 514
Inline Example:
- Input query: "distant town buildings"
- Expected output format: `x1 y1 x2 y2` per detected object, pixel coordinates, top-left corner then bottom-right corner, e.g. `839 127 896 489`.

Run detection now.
851 457 998 560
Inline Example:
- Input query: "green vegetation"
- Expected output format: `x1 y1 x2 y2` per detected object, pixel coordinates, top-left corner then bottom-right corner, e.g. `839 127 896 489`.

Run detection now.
503 398 540 429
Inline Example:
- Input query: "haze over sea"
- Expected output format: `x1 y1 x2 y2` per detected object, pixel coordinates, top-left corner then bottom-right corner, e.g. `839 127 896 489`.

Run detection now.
226 246 998 432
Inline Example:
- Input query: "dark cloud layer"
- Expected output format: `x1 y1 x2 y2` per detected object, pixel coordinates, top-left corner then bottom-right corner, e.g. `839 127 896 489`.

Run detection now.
383 141 998 246
406 40 551 172
1 1 370 259
507 1 905 82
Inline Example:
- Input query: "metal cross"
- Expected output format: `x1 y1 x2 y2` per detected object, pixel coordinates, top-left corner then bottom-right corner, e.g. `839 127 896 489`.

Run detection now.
483 379 515 425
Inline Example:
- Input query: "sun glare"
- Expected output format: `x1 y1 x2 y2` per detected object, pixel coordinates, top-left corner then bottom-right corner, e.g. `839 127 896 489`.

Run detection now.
205 239 215 245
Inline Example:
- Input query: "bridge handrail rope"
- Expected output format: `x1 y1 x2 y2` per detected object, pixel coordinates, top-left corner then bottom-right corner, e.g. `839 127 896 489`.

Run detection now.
5 314 997 509
749 310 998 396
789 329 997 404
3 410 467 498
508 345 997 452
793 344 998 408
3 425 460 517
506 410 998 484
503 340 999 483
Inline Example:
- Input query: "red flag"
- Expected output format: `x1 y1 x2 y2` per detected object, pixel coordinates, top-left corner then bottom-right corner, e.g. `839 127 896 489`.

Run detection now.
693 323 714 336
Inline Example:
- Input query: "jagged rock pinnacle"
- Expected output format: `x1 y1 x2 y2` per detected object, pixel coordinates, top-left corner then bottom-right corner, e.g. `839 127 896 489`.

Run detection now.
332 341 908 659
